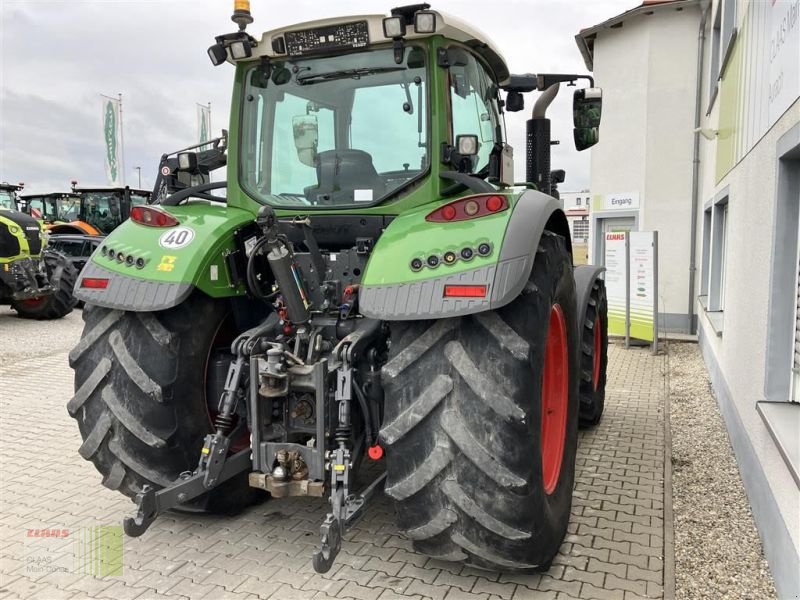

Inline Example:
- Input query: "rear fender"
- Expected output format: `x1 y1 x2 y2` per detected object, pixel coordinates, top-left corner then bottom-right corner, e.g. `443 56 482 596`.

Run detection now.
74 204 254 311
359 190 571 320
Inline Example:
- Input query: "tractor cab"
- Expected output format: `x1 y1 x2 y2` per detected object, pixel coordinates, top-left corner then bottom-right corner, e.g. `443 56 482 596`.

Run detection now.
0 182 24 211
191 4 601 215
70 185 151 235
20 192 82 226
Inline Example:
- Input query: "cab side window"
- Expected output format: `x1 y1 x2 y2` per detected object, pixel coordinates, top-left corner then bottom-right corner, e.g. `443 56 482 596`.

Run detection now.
448 49 502 171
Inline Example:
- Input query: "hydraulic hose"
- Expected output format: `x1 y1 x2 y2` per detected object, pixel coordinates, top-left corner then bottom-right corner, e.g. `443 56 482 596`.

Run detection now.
246 236 277 303
353 379 375 447
161 181 226 206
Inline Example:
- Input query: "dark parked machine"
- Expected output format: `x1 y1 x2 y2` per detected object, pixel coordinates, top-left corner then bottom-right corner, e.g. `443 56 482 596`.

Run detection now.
47 234 104 273
0 182 77 319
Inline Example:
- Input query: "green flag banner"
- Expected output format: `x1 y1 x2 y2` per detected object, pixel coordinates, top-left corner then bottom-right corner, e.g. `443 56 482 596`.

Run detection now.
197 103 211 149
101 95 123 186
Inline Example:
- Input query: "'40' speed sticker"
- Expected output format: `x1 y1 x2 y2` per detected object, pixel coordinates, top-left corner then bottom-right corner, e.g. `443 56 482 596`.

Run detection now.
159 227 195 249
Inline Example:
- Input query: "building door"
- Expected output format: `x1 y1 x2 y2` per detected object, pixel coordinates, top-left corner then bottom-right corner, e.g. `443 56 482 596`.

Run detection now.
599 217 636 264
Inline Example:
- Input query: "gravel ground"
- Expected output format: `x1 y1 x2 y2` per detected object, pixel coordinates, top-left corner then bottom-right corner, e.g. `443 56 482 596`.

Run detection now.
667 341 777 600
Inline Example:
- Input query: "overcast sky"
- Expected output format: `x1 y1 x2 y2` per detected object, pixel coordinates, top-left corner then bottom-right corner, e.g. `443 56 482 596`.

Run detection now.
0 0 637 195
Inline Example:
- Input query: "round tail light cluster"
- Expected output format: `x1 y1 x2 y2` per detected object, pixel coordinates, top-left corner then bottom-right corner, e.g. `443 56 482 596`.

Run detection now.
409 242 493 272
100 246 147 269
426 194 509 222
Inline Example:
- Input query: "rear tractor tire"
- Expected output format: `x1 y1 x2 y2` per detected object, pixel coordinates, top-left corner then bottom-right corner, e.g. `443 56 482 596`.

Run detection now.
578 281 608 428
67 294 261 514
380 231 580 571
12 250 77 320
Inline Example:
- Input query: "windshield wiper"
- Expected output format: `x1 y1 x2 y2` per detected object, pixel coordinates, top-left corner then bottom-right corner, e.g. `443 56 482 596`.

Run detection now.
297 67 406 85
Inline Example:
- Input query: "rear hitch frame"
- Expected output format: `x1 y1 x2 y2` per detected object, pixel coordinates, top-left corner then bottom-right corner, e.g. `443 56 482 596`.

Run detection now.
122 448 252 537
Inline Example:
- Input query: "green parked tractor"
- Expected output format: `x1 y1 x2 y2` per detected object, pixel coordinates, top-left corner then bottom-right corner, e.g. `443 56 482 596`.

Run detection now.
0 182 77 319
69 2 608 573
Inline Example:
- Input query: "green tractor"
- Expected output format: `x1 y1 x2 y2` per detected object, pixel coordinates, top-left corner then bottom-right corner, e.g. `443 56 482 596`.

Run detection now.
69 2 608 573
0 182 78 319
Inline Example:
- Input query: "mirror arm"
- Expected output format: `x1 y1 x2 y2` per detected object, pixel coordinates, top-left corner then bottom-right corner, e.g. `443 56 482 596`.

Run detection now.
503 73 594 93
440 170 495 196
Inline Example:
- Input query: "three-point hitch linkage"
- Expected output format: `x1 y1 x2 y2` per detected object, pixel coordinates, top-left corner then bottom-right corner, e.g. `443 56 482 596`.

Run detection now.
123 206 386 573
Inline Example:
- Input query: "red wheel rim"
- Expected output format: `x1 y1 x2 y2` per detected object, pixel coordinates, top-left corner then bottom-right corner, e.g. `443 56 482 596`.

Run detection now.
593 317 602 392
21 297 45 308
541 303 569 495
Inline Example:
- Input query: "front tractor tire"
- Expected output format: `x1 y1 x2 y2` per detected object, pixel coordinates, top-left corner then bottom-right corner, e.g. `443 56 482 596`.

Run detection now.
68 294 258 514
381 231 579 571
11 250 77 320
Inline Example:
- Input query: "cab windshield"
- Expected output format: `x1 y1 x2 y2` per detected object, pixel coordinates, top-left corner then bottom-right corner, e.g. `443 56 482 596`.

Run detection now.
82 191 124 233
130 192 150 206
0 190 16 210
26 195 80 222
240 46 428 208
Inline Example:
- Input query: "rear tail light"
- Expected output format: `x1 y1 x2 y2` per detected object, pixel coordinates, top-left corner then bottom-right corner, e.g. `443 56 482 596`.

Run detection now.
81 278 109 289
426 194 509 223
443 285 488 298
130 206 179 228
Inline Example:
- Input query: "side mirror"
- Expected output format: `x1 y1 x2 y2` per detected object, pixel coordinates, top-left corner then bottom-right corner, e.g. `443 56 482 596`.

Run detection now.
573 87 602 128
574 127 599 151
573 87 602 151
292 115 319 167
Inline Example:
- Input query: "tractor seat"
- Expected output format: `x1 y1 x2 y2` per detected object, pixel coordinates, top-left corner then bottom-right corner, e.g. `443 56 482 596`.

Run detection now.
305 149 385 204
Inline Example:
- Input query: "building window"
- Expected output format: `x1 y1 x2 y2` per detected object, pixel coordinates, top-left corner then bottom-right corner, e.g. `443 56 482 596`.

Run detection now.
576 198 582 206
707 0 737 112
708 197 729 312
720 0 737 71
708 7 721 108
700 208 712 296
573 218 589 242
792 246 800 401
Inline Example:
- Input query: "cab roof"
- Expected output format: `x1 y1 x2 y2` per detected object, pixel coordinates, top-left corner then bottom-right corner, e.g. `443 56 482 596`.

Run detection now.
250 9 510 84
73 187 151 195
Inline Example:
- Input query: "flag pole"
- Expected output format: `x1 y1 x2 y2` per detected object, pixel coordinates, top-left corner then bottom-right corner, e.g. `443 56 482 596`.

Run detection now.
118 92 127 185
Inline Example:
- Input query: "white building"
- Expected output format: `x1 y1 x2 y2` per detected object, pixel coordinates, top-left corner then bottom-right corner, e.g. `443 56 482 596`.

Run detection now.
577 0 701 333
577 0 800 596
560 190 591 246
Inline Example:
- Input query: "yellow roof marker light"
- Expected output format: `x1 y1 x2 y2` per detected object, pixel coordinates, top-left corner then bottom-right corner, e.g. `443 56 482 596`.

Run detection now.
208 0 256 65
232 0 253 30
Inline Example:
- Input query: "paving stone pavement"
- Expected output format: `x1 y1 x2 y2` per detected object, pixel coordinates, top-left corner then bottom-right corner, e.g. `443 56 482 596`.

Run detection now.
0 307 668 600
